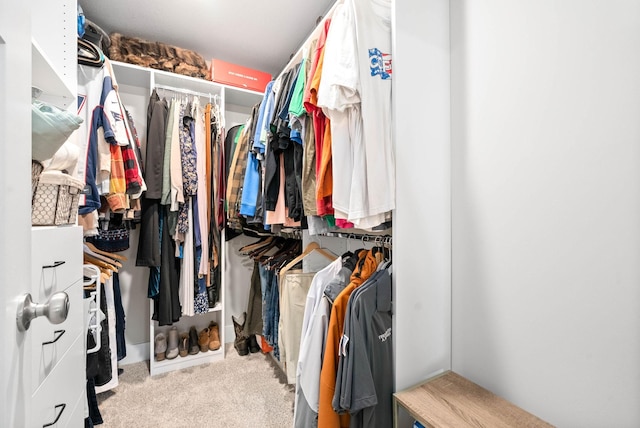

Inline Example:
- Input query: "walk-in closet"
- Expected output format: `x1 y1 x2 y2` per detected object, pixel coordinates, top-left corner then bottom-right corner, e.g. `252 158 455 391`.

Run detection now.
2 0 640 427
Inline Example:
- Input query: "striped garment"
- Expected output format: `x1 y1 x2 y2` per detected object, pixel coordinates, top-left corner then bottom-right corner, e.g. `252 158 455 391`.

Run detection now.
226 124 250 231
122 110 144 195
107 144 127 212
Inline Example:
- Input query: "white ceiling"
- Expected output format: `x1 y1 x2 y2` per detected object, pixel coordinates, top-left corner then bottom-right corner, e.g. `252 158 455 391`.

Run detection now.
78 0 335 77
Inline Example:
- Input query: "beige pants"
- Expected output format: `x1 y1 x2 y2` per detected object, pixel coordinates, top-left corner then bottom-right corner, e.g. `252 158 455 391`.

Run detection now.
279 270 315 384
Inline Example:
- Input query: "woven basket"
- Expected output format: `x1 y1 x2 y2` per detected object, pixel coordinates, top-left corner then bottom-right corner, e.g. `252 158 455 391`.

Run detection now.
31 160 44 201
32 170 85 226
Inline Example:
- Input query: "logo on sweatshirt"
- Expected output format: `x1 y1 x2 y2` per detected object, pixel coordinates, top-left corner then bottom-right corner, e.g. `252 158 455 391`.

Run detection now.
78 95 87 114
110 110 123 123
369 48 392 80
378 327 392 342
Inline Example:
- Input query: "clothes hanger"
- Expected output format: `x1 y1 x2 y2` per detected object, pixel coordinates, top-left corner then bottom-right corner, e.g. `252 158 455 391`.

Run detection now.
263 239 301 269
278 241 337 279
239 236 274 254
249 237 283 259
77 38 104 67
83 253 118 273
83 244 124 267
82 257 112 284
84 241 128 261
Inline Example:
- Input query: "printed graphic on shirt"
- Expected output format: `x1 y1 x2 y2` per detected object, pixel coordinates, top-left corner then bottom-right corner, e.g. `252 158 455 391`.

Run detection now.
109 109 123 123
378 327 392 342
369 48 392 80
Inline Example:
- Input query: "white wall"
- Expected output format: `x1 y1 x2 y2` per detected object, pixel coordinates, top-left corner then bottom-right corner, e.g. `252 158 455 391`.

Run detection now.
451 1 640 426
223 233 257 342
393 0 451 392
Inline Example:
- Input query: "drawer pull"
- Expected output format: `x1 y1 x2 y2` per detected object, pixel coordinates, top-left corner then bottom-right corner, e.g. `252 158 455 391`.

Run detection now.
43 329 65 345
16 292 69 332
42 403 66 427
43 261 66 269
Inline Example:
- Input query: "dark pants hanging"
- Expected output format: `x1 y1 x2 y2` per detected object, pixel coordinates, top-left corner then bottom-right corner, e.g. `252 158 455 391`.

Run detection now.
86 378 103 426
93 283 112 387
112 273 127 361
244 261 264 337
153 206 182 325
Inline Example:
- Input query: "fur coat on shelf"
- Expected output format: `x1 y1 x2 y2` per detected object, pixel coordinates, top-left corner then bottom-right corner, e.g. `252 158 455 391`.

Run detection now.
108 33 209 80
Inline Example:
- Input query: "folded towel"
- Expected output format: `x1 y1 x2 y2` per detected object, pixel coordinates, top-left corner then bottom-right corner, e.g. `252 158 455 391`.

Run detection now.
32 100 83 162
47 141 80 173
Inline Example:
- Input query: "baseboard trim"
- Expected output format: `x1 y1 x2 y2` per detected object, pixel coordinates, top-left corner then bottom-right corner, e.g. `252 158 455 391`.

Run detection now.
225 324 234 344
118 342 150 366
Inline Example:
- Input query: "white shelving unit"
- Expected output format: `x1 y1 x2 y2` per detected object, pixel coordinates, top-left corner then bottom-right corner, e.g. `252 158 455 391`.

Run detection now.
31 40 75 108
109 60 263 376
25 1 85 426
149 301 225 376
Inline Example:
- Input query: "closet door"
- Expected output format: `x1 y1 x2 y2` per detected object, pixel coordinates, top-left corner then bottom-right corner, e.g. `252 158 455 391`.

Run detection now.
0 1 34 427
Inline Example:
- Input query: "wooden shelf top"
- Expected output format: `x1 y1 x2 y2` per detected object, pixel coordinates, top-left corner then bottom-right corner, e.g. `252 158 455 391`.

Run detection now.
394 371 554 428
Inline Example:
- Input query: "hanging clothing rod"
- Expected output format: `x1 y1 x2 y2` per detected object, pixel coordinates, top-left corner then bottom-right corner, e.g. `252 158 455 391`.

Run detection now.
154 84 220 103
317 231 392 246
277 0 343 80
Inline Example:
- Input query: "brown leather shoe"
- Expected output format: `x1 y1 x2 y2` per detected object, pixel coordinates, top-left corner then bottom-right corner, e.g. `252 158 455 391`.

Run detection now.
208 322 221 351
198 327 210 352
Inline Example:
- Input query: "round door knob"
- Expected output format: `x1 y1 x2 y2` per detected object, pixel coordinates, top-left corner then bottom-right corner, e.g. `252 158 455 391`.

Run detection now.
16 292 70 332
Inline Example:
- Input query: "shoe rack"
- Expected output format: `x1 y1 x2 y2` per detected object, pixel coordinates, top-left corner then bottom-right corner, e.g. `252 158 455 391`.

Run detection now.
149 299 224 376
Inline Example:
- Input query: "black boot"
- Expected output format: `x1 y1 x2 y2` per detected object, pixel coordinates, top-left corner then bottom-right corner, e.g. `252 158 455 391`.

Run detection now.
248 334 260 353
207 284 218 308
232 313 249 356
188 326 199 355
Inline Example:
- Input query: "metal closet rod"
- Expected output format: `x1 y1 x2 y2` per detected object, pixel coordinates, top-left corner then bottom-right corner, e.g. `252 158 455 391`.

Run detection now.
154 84 221 102
277 0 342 79
318 231 392 246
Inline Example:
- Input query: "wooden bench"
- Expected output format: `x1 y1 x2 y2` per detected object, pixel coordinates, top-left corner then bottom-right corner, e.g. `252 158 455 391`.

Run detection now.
393 371 554 428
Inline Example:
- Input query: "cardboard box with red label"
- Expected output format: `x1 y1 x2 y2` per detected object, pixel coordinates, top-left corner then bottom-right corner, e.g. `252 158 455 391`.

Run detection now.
209 59 271 93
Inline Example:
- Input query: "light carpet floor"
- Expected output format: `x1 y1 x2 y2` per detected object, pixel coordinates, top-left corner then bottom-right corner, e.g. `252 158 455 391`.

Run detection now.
97 344 294 428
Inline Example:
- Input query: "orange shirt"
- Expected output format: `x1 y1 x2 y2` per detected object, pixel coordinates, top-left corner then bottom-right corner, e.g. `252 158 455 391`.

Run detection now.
318 250 379 428
316 119 333 214
304 19 331 113
304 19 334 217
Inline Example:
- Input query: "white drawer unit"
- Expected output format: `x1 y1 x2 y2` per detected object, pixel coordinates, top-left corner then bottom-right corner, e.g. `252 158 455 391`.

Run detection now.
63 392 87 428
29 226 85 428
31 334 85 428
30 280 83 393
31 227 83 304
